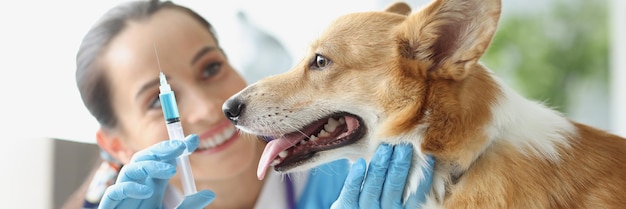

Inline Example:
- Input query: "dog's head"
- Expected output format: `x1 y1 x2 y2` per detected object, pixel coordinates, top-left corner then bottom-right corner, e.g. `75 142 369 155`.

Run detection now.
223 0 502 179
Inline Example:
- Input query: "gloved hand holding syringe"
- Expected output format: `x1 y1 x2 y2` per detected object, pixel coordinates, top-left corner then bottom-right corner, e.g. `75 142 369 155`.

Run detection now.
156 46 197 196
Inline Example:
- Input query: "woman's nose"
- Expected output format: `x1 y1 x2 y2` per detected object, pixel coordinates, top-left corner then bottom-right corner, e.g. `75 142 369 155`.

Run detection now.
181 89 222 125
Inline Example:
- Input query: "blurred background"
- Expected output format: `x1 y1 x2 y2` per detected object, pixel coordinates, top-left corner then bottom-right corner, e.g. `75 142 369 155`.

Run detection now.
0 0 623 208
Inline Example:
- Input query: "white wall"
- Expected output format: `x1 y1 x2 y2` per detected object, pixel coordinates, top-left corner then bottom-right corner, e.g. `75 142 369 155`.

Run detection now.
0 2 127 207
0 138 52 208
610 0 626 137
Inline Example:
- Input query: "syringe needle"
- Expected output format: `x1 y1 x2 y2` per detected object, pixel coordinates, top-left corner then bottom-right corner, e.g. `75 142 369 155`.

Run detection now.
153 44 163 73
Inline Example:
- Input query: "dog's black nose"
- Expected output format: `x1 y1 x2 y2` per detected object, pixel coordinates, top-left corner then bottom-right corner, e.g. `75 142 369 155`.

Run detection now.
223 98 245 124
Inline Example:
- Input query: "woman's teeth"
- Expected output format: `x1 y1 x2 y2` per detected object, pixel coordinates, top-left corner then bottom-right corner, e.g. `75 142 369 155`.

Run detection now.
198 125 236 150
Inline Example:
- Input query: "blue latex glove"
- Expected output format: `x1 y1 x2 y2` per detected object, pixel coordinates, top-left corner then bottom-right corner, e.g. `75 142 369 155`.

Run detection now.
98 134 215 209
331 143 435 209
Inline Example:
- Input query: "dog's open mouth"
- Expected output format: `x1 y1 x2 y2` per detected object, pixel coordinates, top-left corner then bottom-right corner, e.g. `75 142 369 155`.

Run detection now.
256 112 365 179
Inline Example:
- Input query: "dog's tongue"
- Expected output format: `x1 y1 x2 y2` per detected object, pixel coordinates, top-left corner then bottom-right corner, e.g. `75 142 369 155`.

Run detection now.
257 137 299 180
257 116 360 180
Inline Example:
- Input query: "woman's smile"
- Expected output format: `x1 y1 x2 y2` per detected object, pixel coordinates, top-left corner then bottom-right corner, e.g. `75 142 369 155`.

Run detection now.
195 120 240 154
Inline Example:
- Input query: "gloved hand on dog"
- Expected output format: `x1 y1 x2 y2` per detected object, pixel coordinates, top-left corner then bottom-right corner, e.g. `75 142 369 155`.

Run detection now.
98 134 215 209
331 143 435 209
97 135 433 209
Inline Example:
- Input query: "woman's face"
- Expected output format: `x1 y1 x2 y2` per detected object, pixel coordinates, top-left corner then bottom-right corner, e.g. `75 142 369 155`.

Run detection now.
101 8 261 182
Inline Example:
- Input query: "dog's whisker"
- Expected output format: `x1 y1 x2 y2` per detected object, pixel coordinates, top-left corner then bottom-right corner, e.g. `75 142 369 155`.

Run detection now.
277 122 309 146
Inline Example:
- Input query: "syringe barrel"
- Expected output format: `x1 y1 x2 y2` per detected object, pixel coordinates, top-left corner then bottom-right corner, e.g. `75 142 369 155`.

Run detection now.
159 83 196 195
165 118 197 195
176 155 197 195
166 121 192 155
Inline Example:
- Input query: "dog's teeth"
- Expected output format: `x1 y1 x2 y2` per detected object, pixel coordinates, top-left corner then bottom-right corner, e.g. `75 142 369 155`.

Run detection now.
279 150 288 158
310 135 318 141
299 140 307 145
338 117 345 124
270 159 281 166
319 130 330 137
324 118 339 132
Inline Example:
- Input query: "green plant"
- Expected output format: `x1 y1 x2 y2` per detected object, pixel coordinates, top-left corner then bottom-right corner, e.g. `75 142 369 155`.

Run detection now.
481 0 609 113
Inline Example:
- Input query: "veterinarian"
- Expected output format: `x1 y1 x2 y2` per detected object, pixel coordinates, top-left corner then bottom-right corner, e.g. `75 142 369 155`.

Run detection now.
71 0 434 208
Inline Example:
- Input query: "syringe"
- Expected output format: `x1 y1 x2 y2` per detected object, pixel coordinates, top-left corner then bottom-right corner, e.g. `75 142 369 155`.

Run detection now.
159 71 197 196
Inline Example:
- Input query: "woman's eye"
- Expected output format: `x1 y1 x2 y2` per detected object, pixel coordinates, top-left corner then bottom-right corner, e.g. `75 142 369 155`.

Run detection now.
311 54 331 69
202 62 222 78
149 96 161 109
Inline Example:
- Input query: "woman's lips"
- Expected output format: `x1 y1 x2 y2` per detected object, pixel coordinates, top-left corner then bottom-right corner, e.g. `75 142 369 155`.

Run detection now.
199 120 232 140
195 121 239 154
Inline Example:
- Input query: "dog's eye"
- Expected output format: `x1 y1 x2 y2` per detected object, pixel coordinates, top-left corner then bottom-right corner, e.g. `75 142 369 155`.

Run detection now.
311 54 331 70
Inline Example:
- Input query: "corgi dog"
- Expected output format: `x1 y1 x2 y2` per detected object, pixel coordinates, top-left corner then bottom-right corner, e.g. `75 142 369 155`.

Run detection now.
222 0 626 208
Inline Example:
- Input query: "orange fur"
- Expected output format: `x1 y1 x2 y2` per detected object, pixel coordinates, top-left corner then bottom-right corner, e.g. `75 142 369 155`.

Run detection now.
443 123 626 209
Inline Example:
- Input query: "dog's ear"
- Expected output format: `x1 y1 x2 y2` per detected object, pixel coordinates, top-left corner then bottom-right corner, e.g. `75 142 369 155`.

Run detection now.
396 0 501 80
384 2 411 16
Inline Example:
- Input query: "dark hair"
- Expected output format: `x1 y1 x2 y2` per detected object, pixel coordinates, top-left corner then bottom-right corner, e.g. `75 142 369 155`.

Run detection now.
76 0 218 129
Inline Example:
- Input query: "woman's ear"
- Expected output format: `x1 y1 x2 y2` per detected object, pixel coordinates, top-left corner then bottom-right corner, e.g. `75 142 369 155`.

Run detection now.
96 128 134 164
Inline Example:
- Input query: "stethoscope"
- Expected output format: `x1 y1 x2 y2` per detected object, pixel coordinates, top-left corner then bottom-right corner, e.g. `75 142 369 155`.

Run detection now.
284 175 296 209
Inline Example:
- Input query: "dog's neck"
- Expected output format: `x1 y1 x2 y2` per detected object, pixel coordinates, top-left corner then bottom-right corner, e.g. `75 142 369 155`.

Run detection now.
409 65 576 201
413 65 499 167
